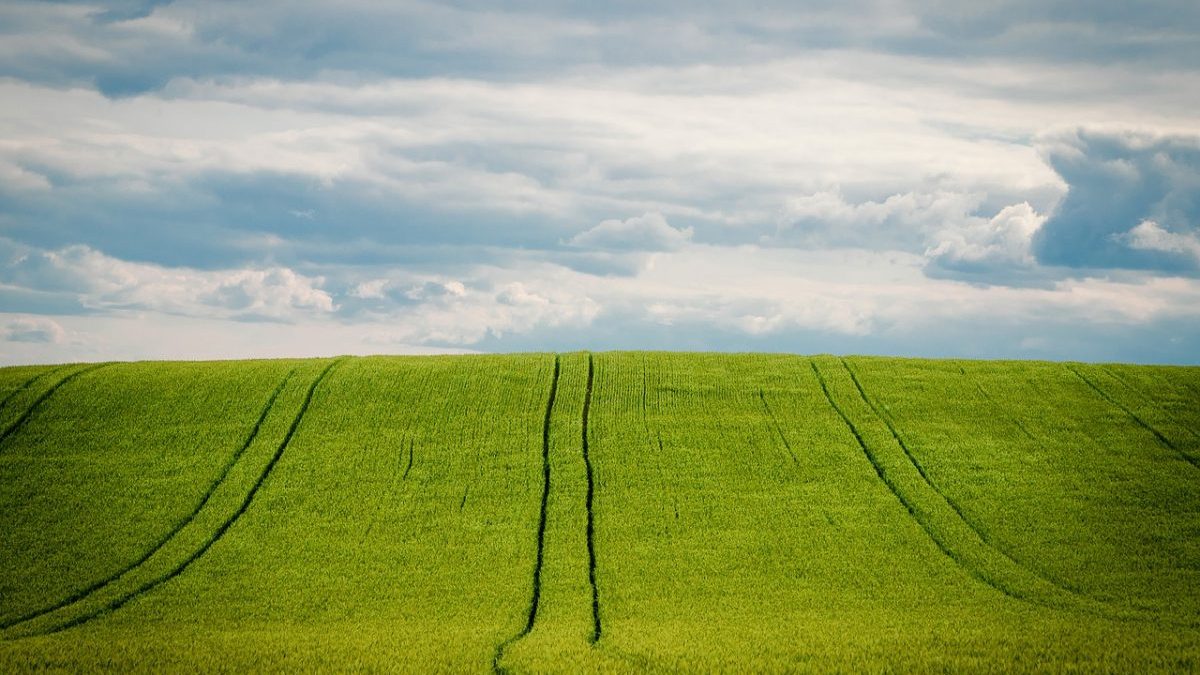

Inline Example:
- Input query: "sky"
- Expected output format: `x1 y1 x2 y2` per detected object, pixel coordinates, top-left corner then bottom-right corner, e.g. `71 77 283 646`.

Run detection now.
1 1 1199 364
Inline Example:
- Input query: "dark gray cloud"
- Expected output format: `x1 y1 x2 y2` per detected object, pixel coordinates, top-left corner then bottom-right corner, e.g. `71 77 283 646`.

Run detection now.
1032 130 1200 272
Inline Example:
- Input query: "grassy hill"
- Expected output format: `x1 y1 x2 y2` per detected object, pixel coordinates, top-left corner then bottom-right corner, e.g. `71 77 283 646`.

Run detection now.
0 353 1197 672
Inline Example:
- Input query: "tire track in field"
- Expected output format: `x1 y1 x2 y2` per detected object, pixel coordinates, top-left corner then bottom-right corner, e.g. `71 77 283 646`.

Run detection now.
1097 366 1200 441
582 353 601 644
0 366 67 414
493 354 559 674
811 359 1133 618
1068 365 1198 471
15 358 345 637
758 389 799 465
956 366 1036 442
809 361 1022 601
359 366 433 545
641 356 680 529
828 359 1200 627
0 362 112 449
840 359 1084 595
0 368 297 631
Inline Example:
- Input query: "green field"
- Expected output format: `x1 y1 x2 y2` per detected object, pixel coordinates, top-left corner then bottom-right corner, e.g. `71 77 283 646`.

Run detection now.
0 353 1198 672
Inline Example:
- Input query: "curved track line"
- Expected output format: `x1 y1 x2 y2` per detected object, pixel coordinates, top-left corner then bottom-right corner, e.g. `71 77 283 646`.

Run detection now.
1098 365 1200 442
840 358 1082 595
360 370 432 545
809 361 1024 601
758 389 799 465
27 358 345 637
641 356 680 526
493 354 560 674
821 360 1199 628
956 366 1036 442
0 366 67 414
1068 365 1197 471
402 438 415 480
0 363 112 448
0 368 298 631
582 353 601 644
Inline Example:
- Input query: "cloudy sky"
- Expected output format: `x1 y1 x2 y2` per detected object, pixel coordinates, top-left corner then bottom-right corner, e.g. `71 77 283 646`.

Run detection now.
2 1 1199 364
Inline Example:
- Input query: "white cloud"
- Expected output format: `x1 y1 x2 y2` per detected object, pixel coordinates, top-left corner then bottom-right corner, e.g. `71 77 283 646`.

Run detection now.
924 202 1045 274
361 276 600 346
2 243 335 321
777 189 987 249
1116 220 1200 261
569 212 693 251
2 316 65 344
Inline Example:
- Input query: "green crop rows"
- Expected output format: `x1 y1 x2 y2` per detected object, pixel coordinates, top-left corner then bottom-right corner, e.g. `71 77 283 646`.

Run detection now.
0 353 1197 671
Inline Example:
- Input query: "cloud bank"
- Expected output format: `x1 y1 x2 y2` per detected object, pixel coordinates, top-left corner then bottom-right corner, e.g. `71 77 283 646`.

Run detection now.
1 1 1198 364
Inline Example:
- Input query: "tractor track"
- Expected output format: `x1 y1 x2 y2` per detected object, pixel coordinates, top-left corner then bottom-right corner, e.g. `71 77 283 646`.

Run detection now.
493 354 559 674
956 366 1036 442
758 389 799 465
0 366 67 414
1098 365 1200 441
582 353 601 644
642 356 680 528
16 358 344 637
1068 365 1197 471
811 359 1118 615
840 359 1081 594
0 362 112 449
0 368 297 631
361 373 430 546
809 361 1024 601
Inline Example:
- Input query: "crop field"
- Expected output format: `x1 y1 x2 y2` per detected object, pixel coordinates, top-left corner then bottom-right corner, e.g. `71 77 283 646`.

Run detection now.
0 353 1198 672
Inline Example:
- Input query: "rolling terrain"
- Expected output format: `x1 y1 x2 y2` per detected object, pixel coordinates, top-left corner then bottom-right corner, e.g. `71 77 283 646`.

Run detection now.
0 353 1198 672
